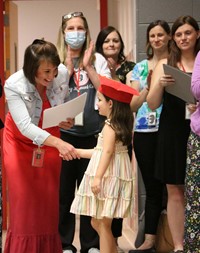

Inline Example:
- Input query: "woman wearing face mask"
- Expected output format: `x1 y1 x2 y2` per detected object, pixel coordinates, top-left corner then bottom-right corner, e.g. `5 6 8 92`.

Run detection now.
56 12 110 253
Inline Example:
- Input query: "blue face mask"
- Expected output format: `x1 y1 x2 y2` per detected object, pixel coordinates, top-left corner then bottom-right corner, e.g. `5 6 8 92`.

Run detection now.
64 31 86 49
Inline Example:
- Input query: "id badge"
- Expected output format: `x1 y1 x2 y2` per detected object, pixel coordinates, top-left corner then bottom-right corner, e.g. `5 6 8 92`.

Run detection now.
32 147 45 167
148 112 156 126
75 112 83 126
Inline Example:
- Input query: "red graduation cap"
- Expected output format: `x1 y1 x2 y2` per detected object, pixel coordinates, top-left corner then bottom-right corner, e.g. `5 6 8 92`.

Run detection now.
98 75 139 104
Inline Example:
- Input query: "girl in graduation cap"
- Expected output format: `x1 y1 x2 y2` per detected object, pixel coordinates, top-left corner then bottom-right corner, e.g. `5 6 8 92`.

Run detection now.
70 76 139 253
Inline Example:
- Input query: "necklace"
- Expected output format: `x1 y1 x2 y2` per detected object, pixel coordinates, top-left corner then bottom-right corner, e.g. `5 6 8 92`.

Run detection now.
180 62 186 72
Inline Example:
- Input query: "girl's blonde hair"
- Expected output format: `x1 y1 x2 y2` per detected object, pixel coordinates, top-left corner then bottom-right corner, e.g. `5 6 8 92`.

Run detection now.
56 12 95 66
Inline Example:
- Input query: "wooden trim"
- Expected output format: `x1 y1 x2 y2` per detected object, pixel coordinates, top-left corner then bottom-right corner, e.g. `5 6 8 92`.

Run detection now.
0 0 7 231
0 1 4 84
100 0 108 29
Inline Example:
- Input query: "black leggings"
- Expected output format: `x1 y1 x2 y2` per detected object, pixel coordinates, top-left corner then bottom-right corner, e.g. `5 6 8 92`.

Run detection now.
133 132 164 234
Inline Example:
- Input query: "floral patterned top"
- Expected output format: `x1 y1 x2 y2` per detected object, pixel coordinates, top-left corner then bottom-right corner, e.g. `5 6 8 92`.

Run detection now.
131 59 162 132
116 60 135 84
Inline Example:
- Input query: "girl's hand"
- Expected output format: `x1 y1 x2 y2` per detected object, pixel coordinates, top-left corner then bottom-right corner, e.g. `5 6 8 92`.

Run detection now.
58 118 74 130
75 148 83 158
91 176 101 195
159 74 175 87
83 41 94 68
65 46 74 76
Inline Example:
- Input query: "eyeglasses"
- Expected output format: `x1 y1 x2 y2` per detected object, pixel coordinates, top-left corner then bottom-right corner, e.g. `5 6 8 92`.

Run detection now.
62 12 84 21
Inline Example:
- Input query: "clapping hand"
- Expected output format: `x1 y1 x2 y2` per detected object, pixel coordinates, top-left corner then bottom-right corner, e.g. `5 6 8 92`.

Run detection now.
83 41 94 69
107 57 119 80
65 46 74 76
147 70 153 90
107 57 117 71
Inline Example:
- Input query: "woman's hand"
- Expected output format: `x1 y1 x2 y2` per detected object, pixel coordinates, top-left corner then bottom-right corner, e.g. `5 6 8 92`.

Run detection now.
107 57 119 80
159 74 175 87
187 103 197 114
58 118 74 130
82 41 100 89
58 140 80 160
44 134 80 160
83 41 94 69
91 176 101 195
65 46 74 76
147 70 153 90
107 57 117 70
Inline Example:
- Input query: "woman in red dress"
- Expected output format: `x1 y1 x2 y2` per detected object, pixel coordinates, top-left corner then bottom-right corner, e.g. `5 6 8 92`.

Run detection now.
3 39 79 253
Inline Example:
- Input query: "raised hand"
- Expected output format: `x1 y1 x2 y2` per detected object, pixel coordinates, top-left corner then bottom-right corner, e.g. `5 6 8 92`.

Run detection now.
83 41 94 69
65 45 74 76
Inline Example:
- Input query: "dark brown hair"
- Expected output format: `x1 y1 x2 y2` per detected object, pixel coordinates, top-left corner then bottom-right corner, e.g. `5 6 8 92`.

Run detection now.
95 26 126 64
23 39 60 85
104 94 133 146
146 20 171 60
168 15 200 67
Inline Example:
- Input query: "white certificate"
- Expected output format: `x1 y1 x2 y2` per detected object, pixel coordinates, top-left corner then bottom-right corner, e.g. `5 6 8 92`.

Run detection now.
42 92 87 129
163 64 195 104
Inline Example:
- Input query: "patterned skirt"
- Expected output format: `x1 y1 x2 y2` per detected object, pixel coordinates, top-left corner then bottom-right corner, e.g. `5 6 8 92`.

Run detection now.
184 131 200 253
70 144 135 219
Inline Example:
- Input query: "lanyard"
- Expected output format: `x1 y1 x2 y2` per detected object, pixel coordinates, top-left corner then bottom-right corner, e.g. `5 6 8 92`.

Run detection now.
180 62 186 72
74 68 81 96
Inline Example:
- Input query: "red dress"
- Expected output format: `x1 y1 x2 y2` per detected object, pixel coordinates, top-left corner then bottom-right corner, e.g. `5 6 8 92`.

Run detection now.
3 99 62 253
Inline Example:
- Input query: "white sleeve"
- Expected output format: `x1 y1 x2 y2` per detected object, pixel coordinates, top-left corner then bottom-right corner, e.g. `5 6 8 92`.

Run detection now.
4 81 50 146
94 53 111 78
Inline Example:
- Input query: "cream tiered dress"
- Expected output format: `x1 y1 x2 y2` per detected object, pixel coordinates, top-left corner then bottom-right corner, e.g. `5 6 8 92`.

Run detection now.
70 121 135 219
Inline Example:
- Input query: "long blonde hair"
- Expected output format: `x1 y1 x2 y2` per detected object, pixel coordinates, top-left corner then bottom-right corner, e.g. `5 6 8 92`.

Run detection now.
56 13 95 66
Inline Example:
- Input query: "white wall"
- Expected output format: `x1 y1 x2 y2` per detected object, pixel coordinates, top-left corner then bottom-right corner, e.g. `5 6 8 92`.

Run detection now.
12 0 100 69
107 0 136 61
